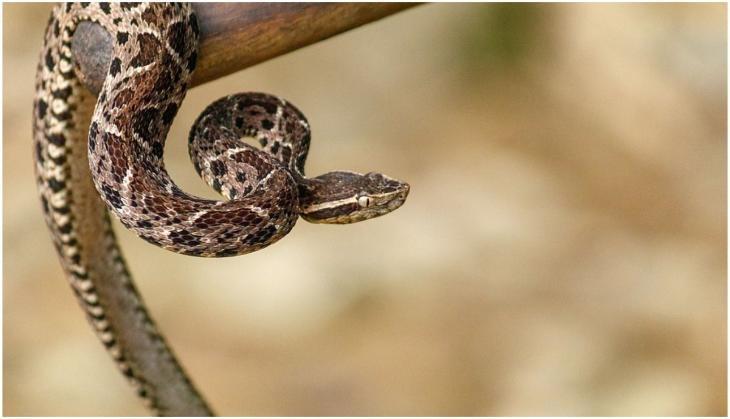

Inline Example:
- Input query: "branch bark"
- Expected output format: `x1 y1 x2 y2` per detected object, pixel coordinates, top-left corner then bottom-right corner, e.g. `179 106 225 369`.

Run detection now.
71 3 419 95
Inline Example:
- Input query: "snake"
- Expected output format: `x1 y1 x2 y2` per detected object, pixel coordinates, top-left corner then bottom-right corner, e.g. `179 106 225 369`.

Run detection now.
32 2 409 415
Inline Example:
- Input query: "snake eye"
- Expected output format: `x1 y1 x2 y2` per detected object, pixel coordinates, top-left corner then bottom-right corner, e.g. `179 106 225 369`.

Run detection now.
357 195 372 208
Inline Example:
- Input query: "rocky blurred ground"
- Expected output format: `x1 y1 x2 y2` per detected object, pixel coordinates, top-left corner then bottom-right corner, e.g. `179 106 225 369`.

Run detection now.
3 3 726 416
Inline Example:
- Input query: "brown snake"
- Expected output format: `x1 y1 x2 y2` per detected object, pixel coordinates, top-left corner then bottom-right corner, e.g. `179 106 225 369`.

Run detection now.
33 2 409 415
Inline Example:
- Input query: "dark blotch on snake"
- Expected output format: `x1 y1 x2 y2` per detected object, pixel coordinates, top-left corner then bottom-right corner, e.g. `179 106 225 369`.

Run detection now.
132 107 160 140
37 99 48 119
186 50 197 72
120 3 140 11
45 50 54 70
210 160 226 177
52 86 72 100
48 133 66 146
109 58 122 77
166 22 188 58
162 103 178 125
102 184 124 209
116 32 129 44
130 33 161 68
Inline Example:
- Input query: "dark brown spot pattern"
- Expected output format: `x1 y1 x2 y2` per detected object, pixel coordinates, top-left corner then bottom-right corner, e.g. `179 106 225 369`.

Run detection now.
34 2 408 416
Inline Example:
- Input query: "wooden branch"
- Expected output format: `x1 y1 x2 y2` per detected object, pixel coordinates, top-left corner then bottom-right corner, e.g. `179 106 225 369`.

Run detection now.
71 3 419 95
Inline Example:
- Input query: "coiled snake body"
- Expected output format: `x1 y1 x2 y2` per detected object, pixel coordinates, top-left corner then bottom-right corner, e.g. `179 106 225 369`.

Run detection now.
33 3 408 415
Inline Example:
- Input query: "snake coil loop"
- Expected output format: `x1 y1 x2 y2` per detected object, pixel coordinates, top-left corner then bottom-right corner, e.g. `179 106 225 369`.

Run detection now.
33 2 408 414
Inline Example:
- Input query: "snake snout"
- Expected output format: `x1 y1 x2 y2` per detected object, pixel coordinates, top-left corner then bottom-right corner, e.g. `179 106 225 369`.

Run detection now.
387 182 409 211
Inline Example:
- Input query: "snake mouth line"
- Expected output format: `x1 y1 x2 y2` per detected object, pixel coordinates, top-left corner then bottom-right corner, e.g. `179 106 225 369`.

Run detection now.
300 185 410 224
388 188 409 211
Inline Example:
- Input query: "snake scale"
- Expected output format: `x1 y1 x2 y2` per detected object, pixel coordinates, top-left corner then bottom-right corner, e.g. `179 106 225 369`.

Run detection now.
33 3 409 415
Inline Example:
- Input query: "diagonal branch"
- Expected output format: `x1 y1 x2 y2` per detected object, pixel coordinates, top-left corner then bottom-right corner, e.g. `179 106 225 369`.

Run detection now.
71 2 420 95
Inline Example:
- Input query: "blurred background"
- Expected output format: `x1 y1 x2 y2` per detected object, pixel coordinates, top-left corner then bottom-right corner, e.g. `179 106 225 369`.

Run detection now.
3 3 726 416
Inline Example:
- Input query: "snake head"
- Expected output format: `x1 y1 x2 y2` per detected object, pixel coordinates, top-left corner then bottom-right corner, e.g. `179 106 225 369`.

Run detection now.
299 171 410 224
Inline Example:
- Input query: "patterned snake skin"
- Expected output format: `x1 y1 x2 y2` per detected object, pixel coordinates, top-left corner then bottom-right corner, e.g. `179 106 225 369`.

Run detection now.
33 2 409 415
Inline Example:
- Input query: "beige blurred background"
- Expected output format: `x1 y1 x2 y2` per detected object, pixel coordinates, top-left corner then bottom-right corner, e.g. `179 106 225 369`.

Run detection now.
4 3 727 416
